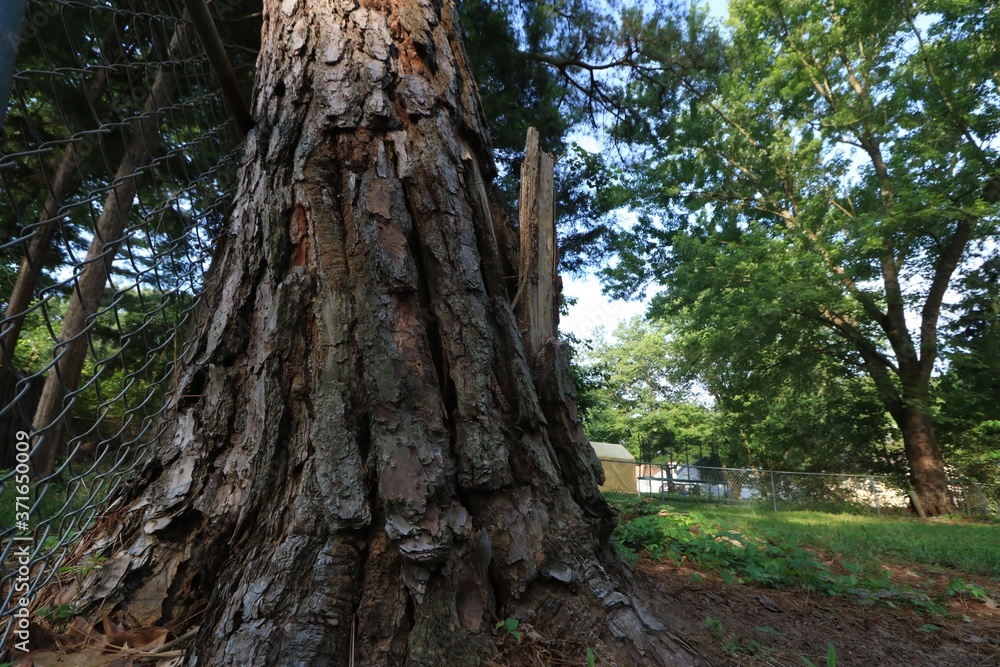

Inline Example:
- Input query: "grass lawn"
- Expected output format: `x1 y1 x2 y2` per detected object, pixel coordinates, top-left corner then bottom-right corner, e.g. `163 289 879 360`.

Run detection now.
673 502 1000 579
606 493 1000 587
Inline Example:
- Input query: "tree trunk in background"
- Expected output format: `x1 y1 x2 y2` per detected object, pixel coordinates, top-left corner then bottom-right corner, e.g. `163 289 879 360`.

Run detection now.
0 22 121 469
30 23 192 476
0 142 79 471
897 383 953 517
863 349 955 517
41 1 702 665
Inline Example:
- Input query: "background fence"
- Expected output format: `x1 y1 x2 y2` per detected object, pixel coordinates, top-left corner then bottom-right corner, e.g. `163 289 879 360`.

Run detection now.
600 461 1000 519
0 0 258 649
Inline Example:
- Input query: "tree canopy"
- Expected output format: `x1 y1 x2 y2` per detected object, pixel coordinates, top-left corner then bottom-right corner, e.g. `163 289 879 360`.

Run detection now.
575 0 1000 509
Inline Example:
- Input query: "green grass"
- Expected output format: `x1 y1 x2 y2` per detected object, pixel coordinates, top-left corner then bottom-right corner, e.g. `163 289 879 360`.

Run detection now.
673 503 1000 579
605 493 1000 615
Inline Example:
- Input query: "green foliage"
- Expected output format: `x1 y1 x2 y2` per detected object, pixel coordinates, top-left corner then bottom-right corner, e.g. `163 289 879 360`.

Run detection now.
459 0 574 159
612 510 909 603
495 617 522 644
457 0 641 273
36 603 79 622
704 615 723 639
936 254 1000 484
600 0 1000 489
609 499 1000 615
799 645 839 667
704 616 776 657
10 289 191 451
944 577 988 600
575 317 719 462
575 313 896 472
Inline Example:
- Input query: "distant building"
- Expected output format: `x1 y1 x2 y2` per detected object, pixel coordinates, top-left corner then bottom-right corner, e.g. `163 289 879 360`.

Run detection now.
637 463 732 498
590 441 637 494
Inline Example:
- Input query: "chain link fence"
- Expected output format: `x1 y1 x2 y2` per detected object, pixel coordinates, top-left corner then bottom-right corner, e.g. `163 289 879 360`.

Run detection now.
0 0 258 649
600 461 1000 519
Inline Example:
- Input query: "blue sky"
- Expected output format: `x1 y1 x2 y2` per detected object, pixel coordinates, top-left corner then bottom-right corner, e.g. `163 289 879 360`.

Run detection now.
558 0 729 344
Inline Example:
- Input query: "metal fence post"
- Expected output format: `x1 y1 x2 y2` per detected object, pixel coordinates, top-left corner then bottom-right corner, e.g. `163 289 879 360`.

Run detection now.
770 471 778 512
963 483 971 517
871 477 881 515
0 0 29 132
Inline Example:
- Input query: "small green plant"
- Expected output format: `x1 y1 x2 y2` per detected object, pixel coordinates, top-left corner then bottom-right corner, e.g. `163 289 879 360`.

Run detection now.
57 554 107 578
586 647 596 666
495 617 522 644
703 617 773 656
36 602 78 622
800 642 837 667
704 615 723 640
944 577 988 599
731 637 771 656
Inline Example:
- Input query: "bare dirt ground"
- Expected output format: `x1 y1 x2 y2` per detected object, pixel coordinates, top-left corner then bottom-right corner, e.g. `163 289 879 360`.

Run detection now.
636 556 1000 667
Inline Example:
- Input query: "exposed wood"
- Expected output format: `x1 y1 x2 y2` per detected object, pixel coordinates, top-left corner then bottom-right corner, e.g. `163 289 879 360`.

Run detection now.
516 127 558 356
908 489 928 519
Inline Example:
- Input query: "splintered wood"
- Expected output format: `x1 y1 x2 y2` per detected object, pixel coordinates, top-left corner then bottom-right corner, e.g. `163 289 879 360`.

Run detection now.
516 127 558 356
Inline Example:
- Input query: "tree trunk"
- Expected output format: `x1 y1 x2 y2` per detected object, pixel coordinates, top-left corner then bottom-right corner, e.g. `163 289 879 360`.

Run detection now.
897 383 953 517
30 22 192 476
38 1 701 665
859 349 955 517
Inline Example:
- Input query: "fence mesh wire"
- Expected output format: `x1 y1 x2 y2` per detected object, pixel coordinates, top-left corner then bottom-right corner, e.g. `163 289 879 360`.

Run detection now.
0 0 258 648
619 462 1000 518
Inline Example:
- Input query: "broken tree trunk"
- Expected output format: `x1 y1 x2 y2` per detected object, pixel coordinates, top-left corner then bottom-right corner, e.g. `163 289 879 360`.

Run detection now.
515 126 558 357
35 2 703 665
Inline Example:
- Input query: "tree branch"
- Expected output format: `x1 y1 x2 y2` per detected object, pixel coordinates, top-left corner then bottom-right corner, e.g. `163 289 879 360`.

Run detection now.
918 217 972 376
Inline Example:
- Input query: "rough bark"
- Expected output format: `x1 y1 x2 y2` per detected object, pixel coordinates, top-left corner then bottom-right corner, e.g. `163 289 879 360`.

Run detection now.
37 1 703 665
30 22 193 476
858 356 955 516
897 383 953 517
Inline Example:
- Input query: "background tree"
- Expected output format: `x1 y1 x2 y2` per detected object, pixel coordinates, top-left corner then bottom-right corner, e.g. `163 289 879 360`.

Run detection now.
458 0 719 273
607 0 1000 515
38 1 701 664
576 315 896 472
935 253 1000 484
576 317 715 463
